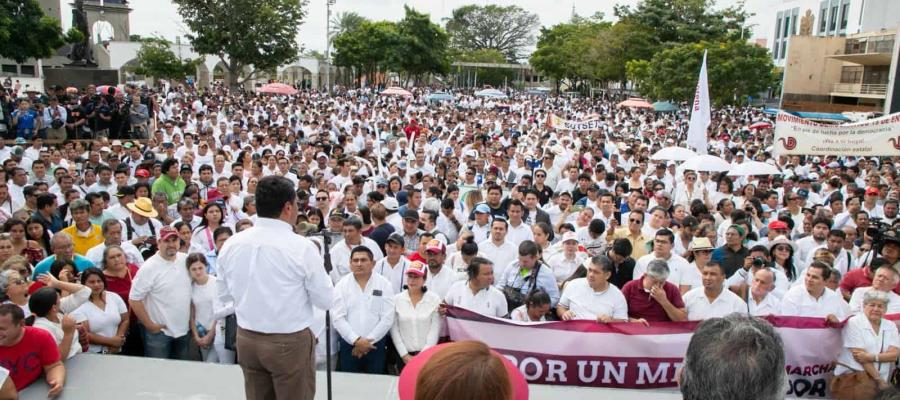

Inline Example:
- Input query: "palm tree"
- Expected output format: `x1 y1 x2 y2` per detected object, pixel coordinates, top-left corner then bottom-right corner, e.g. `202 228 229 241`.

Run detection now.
329 11 366 41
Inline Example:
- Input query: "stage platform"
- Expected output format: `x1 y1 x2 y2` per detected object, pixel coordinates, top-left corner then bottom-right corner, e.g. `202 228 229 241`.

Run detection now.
19 353 684 399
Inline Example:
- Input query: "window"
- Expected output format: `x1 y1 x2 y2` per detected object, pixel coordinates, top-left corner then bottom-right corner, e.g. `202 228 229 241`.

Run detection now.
0 65 15 74
19 65 35 76
775 16 782 39
830 5 838 31
820 6 828 33
781 41 787 60
784 15 792 37
840 66 863 83
773 41 780 59
840 3 849 30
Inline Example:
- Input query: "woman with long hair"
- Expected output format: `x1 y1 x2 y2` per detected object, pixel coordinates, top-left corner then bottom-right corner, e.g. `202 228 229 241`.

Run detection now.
73 268 128 354
174 221 192 253
190 202 225 255
768 235 798 286
5 219 42 263
186 253 234 364
390 262 440 370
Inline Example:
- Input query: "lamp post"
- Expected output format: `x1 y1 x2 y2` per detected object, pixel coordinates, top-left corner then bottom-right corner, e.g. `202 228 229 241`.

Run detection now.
325 0 336 93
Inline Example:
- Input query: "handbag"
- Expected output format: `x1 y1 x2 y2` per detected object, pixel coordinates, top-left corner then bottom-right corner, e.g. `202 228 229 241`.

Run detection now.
502 262 542 313
224 314 237 351
830 334 884 400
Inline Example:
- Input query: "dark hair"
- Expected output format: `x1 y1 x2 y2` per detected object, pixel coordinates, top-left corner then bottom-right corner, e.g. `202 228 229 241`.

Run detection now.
49 258 77 281
655 228 675 244
466 256 493 280
525 289 551 308
342 217 363 231
0 303 24 325
588 219 606 236
533 222 554 242
186 252 208 270
589 255 616 274
195 202 225 233
213 226 233 242
24 217 52 254
517 240 539 257
255 176 297 218
703 260 727 275
36 193 57 210
461 235 479 256
611 238 633 258
27 287 59 319
350 245 374 262
161 158 179 174
79 267 107 289
807 261 832 281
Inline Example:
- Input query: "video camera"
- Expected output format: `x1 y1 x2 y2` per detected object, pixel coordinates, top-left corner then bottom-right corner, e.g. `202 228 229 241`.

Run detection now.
867 217 900 250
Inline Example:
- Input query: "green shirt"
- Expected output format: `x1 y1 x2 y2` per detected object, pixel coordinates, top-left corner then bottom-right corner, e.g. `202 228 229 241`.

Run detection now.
151 175 186 205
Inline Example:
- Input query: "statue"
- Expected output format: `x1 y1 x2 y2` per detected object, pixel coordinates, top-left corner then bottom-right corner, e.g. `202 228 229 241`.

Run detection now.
68 0 97 66
799 9 814 36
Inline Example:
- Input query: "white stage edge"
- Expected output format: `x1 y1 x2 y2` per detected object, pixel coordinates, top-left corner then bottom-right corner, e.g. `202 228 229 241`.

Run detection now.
20 353 683 399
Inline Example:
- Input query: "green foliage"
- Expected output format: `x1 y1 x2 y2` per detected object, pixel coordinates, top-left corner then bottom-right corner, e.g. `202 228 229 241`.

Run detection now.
394 6 451 82
592 22 658 84
329 11 366 41
628 40 776 105
614 0 749 46
332 20 400 84
0 0 65 63
172 0 308 89
452 48 516 87
131 38 202 81
65 28 85 45
444 4 540 62
528 16 611 89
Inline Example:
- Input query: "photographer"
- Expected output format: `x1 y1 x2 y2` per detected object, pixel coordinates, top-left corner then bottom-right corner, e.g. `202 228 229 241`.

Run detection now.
42 97 68 141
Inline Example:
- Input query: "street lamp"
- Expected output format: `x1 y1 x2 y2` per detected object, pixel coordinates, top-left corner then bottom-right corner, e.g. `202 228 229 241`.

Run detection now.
325 0 336 93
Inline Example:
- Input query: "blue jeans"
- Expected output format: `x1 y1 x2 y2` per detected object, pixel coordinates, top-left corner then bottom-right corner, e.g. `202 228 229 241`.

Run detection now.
338 337 387 374
142 326 190 360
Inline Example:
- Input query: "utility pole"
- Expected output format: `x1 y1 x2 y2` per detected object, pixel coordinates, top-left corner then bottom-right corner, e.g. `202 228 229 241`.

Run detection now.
325 0 336 93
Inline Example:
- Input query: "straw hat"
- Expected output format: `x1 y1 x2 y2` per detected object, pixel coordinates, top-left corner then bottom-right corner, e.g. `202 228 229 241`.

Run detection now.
126 197 159 218
766 235 797 254
688 237 714 252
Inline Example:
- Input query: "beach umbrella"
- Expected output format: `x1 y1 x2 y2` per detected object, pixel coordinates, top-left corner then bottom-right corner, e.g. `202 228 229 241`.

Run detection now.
617 98 653 109
727 161 782 176
749 121 773 130
474 88 508 99
257 83 298 95
652 101 678 113
426 92 454 103
381 86 413 97
650 146 697 161
678 154 732 172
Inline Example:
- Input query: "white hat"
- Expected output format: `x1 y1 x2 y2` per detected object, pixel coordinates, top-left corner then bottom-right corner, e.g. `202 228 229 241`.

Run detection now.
561 231 579 243
380 197 399 211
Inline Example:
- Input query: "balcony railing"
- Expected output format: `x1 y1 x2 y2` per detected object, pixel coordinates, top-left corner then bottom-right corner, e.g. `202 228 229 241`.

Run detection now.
842 36 895 55
831 83 888 96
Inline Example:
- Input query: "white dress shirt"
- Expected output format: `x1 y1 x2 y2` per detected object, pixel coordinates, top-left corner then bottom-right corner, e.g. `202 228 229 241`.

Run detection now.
332 273 395 344
558 278 628 321
726 267 790 299
748 293 782 316
834 313 900 381
129 252 192 337
779 285 849 319
682 287 748 320
547 252 587 284
390 290 441 357
329 237 384 283
425 265 463 300
444 280 508 318
633 253 691 286
505 221 534 247
375 257 411 295
478 239 518 277
217 218 334 334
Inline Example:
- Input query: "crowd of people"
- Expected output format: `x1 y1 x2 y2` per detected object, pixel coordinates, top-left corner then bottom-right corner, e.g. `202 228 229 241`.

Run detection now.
0 78 899 399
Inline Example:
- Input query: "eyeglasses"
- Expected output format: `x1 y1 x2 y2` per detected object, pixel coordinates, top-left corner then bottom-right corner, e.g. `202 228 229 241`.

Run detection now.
629 218 643 224
316 197 328 201
693 249 712 254
11 279 25 286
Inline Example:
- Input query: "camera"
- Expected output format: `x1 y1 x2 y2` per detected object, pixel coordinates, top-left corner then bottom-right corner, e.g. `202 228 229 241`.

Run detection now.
868 218 900 251
752 257 766 267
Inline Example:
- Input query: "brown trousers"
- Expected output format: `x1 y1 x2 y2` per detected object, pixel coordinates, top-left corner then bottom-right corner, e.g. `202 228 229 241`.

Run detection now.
237 327 316 400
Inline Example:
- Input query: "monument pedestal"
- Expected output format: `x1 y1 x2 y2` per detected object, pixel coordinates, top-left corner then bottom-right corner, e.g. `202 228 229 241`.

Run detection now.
43 66 119 89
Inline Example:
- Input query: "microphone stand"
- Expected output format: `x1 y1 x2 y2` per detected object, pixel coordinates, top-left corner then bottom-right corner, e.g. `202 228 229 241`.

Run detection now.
307 229 341 400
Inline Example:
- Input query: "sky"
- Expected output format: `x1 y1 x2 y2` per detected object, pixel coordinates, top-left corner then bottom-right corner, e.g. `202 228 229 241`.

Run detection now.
60 0 779 54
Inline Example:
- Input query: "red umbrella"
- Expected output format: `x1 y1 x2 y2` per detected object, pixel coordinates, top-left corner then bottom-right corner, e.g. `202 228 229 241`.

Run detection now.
617 97 653 109
257 83 298 95
381 86 413 97
749 121 773 130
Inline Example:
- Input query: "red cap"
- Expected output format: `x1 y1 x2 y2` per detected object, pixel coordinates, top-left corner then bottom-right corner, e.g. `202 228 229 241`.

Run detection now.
425 239 445 254
135 169 151 178
768 220 788 231
406 261 427 277
158 226 179 241
397 342 529 400
865 187 879 196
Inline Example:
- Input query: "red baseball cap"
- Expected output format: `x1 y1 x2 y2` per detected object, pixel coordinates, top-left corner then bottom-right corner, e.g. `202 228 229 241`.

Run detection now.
158 226 179 241
397 342 529 400
768 220 788 231
425 239 445 254
406 261 427 277
135 169 151 178
865 187 879 196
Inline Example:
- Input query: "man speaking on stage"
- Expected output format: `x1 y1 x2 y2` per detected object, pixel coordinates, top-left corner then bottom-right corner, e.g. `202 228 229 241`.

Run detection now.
218 175 334 399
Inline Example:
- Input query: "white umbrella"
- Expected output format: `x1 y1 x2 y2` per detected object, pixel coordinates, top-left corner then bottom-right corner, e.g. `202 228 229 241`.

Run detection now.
650 146 697 161
727 161 782 176
677 154 732 173
474 88 508 99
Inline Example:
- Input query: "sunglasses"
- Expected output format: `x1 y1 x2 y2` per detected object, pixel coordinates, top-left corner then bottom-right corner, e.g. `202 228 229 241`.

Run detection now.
629 218 643 224
693 249 712 254
316 197 328 201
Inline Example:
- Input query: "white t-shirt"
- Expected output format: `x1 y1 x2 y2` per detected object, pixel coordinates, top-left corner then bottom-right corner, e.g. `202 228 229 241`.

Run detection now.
633 253 691 286
682 287 748 320
72 292 128 353
558 278 628 321
191 276 218 330
444 281 507 318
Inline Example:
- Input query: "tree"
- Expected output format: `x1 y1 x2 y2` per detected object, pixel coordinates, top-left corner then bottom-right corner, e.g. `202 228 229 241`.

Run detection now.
332 21 399 87
130 38 202 82
444 5 539 62
626 40 776 105
614 0 749 46
0 0 66 63
591 22 657 86
394 6 450 85
529 15 610 92
172 0 308 90
329 11 366 41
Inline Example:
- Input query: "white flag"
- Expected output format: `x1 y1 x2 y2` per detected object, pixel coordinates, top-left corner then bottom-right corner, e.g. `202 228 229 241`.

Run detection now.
687 50 710 155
